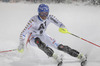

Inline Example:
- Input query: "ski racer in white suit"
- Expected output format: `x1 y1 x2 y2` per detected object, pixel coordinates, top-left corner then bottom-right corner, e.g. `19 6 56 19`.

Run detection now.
18 4 86 64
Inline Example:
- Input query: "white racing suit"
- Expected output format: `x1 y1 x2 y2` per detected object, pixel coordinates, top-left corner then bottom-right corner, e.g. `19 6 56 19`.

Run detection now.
20 15 65 49
19 15 86 63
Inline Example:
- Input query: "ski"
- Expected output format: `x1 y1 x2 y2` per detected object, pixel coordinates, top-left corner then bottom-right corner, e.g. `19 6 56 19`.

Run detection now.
57 61 63 66
81 55 87 66
81 60 87 66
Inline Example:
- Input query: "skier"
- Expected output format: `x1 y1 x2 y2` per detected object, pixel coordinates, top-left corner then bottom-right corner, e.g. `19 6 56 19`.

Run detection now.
18 4 87 66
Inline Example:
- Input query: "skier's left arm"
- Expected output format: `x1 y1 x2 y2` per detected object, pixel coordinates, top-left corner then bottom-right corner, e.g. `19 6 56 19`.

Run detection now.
49 15 66 28
49 15 68 33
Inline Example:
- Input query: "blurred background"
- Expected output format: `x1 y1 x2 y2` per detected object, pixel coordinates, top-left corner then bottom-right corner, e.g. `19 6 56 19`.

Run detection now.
0 0 100 5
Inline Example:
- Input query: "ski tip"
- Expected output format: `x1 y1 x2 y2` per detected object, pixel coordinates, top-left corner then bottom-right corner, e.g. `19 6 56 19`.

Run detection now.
57 61 63 66
81 60 87 66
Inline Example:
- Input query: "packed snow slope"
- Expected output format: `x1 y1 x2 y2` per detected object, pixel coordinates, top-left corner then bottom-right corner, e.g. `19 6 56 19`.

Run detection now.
0 2 100 66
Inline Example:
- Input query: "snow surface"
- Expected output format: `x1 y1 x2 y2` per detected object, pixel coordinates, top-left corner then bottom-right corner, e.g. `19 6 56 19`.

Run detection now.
0 2 100 66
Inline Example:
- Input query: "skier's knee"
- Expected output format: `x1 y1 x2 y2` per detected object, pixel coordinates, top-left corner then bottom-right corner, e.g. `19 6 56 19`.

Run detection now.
58 44 79 57
35 37 41 45
34 37 54 57
35 37 45 47
57 44 70 52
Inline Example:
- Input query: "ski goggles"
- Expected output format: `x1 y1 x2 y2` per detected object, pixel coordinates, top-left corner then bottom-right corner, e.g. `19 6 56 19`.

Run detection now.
39 12 48 17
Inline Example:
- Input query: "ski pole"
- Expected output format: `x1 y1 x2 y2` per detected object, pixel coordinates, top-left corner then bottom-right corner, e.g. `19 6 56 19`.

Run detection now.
68 32 100 47
26 33 32 48
0 49 17 53
59 28 100 48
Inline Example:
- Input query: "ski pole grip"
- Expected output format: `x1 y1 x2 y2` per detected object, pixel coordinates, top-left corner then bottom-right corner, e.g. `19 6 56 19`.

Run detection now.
59 28 70 34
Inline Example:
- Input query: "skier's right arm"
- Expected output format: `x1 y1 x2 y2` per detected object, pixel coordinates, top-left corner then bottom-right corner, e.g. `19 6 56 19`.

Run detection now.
19 21 33 44
18 18 34 53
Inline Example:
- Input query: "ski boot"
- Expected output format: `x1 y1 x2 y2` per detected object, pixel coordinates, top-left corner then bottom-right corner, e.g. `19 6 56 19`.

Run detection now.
53 53 63 66
78 54 87 66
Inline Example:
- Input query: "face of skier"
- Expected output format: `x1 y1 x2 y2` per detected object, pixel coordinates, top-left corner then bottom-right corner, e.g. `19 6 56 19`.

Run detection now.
39 12 48 20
